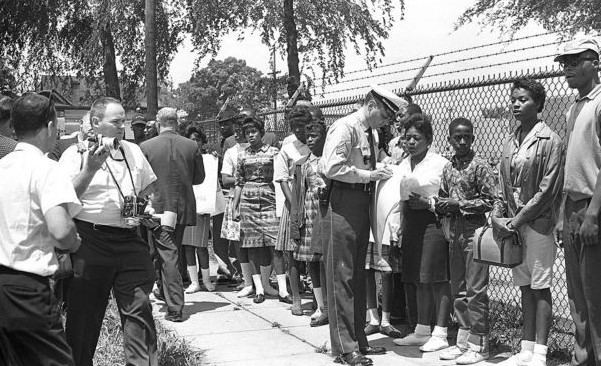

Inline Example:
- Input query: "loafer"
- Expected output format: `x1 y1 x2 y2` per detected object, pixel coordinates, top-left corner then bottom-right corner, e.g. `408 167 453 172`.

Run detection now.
334 350 373 366
253 293 265 303
152 288 165 302
364 324 379 336
310 313 329 327
164 311 183 322
278 295 293 304
379 324 403 338
359 346 386 355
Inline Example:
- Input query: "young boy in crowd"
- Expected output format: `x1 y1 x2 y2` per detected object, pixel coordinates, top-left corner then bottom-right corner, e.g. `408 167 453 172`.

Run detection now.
435 118 497 364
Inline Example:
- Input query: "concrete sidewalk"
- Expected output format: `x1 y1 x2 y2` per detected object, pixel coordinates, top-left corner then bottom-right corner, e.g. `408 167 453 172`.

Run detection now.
151 280 519 366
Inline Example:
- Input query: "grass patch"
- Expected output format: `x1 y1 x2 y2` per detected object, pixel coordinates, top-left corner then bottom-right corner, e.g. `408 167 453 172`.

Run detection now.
93 298 203 366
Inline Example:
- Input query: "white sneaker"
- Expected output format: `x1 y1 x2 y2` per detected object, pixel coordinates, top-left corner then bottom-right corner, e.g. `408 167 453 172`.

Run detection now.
202 279 216 292
419 335 449 352
439 345 465 360
393 333 430 346
498 355 530 366
456 349 489 364
311 308 322 320
237 286 254 298
185 283 202 294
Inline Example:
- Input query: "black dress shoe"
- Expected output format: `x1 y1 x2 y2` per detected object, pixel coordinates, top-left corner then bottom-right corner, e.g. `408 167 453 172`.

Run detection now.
359 346 386 355
253 294 265 303
334 351 373 365
310 313 329 327
164 311 183 322
278 295 293 304
152 288 165 302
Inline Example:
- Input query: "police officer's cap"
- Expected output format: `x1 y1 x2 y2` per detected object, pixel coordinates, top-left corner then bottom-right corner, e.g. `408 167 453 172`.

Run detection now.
369 84 408 114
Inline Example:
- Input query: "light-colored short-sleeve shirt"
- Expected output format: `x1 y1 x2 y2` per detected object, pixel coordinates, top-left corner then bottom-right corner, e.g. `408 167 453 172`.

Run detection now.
274 139 310 183
221 143 249 176
59 140 156 228
0 143 81 276
320 111 379 184
398 151 448 199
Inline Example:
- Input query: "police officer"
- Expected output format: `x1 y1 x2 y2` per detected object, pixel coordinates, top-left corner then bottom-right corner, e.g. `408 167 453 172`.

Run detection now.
320 85 407 366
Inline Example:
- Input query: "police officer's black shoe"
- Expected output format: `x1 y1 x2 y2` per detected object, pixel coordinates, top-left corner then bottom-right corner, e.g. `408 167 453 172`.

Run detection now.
359 346 386 355
334 351 373 365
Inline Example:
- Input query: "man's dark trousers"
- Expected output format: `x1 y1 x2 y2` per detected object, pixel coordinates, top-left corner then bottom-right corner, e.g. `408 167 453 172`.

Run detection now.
66 221 157 366
0 266 75 366
151 224 185 314
323 185 370 356
564 197 601 366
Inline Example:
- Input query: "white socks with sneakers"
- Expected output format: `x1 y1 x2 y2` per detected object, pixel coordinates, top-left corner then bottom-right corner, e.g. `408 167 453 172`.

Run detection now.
381 311 391 327
531 344 548 365
432 326 447 339
276 274 289 297
517 340 535 362
415 324 432 337
368 309 380 326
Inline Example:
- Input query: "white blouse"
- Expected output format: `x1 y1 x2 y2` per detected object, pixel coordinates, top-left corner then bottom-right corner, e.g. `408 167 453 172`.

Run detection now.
398 151 448 200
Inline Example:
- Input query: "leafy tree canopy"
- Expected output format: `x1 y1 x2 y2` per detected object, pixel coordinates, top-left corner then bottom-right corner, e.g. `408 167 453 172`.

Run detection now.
0 0 185 107
187 0 404 85
457 0 600 36
174 57 285 120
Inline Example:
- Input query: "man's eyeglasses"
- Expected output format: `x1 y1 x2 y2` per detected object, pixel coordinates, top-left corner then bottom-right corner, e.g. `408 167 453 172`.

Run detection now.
558 57 597 68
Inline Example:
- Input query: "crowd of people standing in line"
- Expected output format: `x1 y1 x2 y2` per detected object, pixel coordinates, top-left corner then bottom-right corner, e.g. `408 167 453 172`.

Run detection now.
1 35 601 366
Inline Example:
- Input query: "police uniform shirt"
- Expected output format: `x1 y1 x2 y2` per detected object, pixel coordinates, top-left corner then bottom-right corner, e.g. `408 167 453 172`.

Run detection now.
0 143 82 276
59 140 157 228
320 111 378 183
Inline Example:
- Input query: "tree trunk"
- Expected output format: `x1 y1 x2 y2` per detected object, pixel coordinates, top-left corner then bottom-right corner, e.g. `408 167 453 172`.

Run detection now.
283 0 300 98
145 0 158 119
100 21 121 99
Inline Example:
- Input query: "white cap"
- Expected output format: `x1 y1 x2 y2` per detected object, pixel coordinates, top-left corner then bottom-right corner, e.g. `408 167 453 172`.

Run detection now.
554 37 600 61
370 84 408 114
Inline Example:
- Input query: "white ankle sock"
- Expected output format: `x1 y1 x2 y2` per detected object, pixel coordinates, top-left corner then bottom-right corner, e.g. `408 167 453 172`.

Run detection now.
532 344 548 362
415 324 431 336
432 326 447 338
368 308 380 325
381 312 391 327
252 274 264 295
187 265 199 286
276 274 289 297
314 287 324 309
518 340 535 361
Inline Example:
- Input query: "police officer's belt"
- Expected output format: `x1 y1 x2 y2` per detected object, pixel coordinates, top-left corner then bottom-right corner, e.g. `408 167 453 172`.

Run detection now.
332 180 373 193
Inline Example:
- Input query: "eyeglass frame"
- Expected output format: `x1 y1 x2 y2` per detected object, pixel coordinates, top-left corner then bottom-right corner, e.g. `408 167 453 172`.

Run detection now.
557 56 598 69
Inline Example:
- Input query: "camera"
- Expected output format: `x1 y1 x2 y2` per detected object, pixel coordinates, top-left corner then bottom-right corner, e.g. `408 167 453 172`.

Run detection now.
89 134 119 151
122 195 149 219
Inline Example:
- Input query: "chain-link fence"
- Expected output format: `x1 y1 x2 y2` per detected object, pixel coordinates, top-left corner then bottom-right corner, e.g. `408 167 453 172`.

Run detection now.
199 65 576 354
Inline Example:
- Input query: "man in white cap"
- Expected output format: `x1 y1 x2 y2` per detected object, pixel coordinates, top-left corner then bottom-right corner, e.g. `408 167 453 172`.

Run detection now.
555 37 601 366
320 85 407 366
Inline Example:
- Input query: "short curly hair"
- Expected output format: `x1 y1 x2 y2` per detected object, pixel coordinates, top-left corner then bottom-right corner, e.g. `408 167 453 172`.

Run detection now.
512 79 546 113
241 116 265 136
286 105 313 129
403 114 433 144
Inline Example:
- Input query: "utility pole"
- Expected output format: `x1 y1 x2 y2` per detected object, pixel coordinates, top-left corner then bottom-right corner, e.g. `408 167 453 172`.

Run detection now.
271 45 278 109
145 0 158 119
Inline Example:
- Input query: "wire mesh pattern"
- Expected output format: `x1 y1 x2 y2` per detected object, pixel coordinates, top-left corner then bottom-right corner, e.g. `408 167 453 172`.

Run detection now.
199 65 577 354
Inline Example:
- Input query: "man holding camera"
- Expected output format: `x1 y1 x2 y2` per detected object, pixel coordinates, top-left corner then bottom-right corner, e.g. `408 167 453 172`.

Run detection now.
0 93 81 366
141 107 205 322
59 97 159 366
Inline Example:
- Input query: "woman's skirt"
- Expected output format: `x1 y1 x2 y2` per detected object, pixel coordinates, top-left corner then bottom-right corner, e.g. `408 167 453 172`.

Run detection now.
182 214 210 248
401 208 449 284
292 205 320 262
275 200 297 252
239 182 279 248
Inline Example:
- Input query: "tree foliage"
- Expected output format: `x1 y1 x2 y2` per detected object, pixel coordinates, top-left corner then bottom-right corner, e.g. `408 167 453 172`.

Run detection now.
186 0 404 91
174 57 284 120
457 0 601 36
0 0 185 107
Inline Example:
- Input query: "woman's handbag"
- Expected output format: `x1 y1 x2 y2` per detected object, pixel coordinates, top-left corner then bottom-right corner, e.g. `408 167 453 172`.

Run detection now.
473 223 523 268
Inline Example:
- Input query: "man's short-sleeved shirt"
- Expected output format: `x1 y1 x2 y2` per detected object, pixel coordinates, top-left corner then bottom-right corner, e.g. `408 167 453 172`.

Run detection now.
320 111 378 184
59 140 156 228
0 143 81 276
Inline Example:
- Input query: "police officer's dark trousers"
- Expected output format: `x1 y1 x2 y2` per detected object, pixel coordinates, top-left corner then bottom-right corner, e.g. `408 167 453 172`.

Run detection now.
323 184 371 356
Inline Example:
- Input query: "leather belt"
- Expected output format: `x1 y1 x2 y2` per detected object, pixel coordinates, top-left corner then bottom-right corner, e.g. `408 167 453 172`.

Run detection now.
332 180 373 193
74 219 137 234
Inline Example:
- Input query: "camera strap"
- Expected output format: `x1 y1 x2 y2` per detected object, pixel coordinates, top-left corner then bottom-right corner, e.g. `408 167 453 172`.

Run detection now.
104 146 138 201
